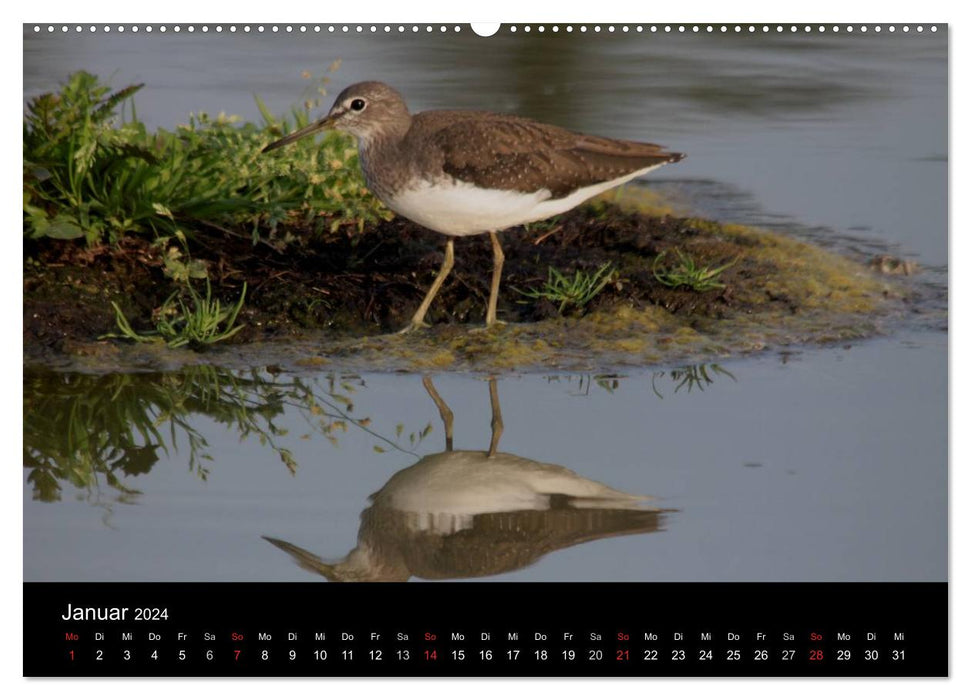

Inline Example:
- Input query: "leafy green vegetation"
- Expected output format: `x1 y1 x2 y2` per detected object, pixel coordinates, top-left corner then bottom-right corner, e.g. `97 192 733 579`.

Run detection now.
23 70 390 249
652 248 736 292
105 280 247 349
517 263 617 315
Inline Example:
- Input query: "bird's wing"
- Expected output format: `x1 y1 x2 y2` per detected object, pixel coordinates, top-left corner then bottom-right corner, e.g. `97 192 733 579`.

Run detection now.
430 115 683 198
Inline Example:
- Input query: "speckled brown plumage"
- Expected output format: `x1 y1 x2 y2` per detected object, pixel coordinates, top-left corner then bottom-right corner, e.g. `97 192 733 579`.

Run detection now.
361 110 684 200
436 112 681 197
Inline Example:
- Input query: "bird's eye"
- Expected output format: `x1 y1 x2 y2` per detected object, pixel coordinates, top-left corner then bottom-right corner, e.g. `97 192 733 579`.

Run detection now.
350 99 366 111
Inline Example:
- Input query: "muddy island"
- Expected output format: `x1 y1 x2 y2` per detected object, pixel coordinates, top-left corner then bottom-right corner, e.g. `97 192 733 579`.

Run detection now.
24 73 917 372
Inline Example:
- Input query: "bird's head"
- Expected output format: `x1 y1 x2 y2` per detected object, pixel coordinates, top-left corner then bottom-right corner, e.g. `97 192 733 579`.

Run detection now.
262 81 411 153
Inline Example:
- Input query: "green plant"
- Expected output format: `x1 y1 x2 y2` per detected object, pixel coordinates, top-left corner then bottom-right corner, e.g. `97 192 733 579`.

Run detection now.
154 227 209 284
23 71 391 249
652 248 736 292
517 263 616 315
105 281 247 348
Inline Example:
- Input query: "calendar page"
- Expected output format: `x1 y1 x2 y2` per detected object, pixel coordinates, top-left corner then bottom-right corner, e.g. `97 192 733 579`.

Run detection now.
22 21 948 677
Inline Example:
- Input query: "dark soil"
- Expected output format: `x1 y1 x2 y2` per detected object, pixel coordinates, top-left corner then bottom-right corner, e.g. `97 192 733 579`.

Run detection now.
23 202 806 360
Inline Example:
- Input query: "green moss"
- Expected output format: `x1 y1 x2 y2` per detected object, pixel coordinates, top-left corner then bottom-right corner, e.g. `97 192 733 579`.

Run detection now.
591 186 678 218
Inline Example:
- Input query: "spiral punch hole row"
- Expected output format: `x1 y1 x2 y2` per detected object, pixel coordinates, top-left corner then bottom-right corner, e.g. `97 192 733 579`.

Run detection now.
31 24 940 34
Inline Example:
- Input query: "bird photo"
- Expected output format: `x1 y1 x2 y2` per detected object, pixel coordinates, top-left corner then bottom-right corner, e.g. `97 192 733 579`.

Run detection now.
262 81 683 332
22 22 947 681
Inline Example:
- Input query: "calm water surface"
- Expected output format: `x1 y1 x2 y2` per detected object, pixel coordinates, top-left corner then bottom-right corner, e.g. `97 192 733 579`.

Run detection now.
22 27 947 582
24 339 946 582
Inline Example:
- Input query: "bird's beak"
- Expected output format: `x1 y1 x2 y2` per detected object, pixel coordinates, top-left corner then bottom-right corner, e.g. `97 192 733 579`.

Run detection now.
262 536 338 580
261 114 337 153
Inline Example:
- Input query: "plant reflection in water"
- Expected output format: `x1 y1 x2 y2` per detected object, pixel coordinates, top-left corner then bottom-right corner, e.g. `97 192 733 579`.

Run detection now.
23 367 431 514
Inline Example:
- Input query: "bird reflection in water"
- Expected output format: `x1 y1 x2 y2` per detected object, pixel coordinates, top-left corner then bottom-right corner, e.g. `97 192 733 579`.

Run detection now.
264 377 670 581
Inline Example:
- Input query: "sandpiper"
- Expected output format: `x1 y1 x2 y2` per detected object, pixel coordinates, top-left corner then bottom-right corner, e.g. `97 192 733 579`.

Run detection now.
263 81 684 332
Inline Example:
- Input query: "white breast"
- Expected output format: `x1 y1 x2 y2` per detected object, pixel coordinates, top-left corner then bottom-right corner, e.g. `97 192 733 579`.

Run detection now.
386 164 665 237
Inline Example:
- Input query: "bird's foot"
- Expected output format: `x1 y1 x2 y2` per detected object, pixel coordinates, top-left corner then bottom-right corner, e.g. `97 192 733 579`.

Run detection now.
397 319 431 335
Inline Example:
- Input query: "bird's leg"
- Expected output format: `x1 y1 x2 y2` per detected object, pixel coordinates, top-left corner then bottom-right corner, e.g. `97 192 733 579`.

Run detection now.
487 377 504 458
399 237 454 334
485 231 505 327
421 376 454 452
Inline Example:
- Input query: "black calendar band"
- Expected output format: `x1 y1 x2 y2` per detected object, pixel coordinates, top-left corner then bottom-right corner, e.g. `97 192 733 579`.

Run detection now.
24 582 947 677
